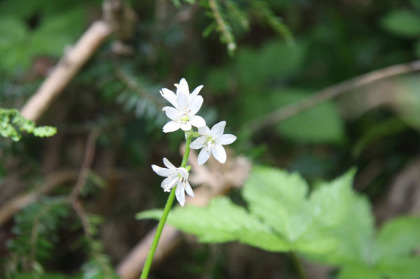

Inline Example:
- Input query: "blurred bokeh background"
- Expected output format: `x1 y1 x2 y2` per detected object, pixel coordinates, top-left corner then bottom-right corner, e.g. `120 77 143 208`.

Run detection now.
1 0 420 278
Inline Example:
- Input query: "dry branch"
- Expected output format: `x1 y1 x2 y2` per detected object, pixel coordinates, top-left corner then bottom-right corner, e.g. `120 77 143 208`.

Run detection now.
20 21 112 122
246 60 420 133
0 169 78 227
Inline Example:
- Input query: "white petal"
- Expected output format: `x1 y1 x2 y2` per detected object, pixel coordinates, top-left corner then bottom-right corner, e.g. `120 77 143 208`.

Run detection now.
160 88 177 108
191 85 203 97
163 121 181 133
184 181 194 197
180 122 192 131
162 177 178 191
198 148 211 165
176 184 186 206
164 107 181 121
177 92 189 110
211 121 226 137
198 126 211 136
176 78 189 96
178 168 189 179
152 165 171 177
189 95 203 115
190 115 206 128
163 158 176 169
220 134 237 145
212 144 227 163
190 136 206 149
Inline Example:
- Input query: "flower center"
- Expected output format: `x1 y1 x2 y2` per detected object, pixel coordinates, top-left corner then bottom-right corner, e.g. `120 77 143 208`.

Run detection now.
180 114 189 123
206 137 216 147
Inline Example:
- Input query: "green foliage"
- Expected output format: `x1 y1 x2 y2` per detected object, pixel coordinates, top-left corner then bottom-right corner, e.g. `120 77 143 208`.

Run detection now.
381 2 420 59
381 10 420 38
138 197 289 252
13 273 82 279
0 0 95 72
81 255 119 279
201 0 292 54
138 167 355 255
6 197 70 277
316 198 420 279
0 108 57 141
138 166 420 277
273 90 345 144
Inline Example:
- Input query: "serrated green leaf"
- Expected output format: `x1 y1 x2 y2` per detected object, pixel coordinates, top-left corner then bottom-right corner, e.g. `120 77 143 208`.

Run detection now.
243 167 354 254
321 195 375 265
137 197 290 251
242 166 308 240
382 10 420 37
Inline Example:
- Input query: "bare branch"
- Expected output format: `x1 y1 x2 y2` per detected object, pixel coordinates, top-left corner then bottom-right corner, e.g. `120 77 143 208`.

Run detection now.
246 60 420 133
20 21 112 122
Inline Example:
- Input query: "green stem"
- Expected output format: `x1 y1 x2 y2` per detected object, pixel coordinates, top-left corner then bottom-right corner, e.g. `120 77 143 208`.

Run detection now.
290 252 308 279
140 132 193 279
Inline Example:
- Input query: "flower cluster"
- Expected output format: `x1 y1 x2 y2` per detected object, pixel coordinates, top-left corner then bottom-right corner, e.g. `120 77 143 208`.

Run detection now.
152 78 236 206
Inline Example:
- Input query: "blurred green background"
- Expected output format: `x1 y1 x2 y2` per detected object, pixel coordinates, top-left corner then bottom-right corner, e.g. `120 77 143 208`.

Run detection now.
1 0 420 278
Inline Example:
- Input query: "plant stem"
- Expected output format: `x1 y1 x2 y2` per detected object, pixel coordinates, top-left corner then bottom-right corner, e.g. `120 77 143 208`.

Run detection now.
139 133 193 279
290 252 308 279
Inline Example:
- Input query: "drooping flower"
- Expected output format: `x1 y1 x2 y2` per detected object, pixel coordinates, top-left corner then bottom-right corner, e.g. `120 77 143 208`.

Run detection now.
151 158 194 206
160 78 206 132
190 121 237 165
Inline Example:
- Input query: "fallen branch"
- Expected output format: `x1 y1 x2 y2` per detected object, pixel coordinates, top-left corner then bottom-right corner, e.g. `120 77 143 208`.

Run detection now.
20 21 112 122
20 0 137 122
246 60 420 133
0 169 78 227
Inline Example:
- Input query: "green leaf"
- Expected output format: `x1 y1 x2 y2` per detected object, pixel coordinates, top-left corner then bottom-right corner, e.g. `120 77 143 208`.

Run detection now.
242 167 354 254
236 40 306 87
376 216 420 259
338 266 382 279
381 10 420 37
273 90 345 144
320 195 375 266
137 197 289 252
379 257 420 279
0 108 56 140
412 0 420 10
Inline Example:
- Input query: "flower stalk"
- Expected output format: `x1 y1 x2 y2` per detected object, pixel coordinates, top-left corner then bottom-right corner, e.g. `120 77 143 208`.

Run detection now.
140 133 193 279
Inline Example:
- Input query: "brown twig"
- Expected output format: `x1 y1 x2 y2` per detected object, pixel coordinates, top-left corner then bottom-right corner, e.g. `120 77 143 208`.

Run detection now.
70 130 100 201
20 21 112 122
69 129 99 242
20 0 138 122
0 169 78 227
246 60 420 133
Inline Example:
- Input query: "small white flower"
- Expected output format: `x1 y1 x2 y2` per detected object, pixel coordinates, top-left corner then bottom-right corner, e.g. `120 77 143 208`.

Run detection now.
160 78 206 132
160 78 203 108
190 121 237 165
152 158 194 206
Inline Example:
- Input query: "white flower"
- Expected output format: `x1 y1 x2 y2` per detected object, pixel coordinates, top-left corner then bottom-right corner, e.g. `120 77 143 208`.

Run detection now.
160 78 203 107
152 158 194 206
160 78 206 132
190 121 237 165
